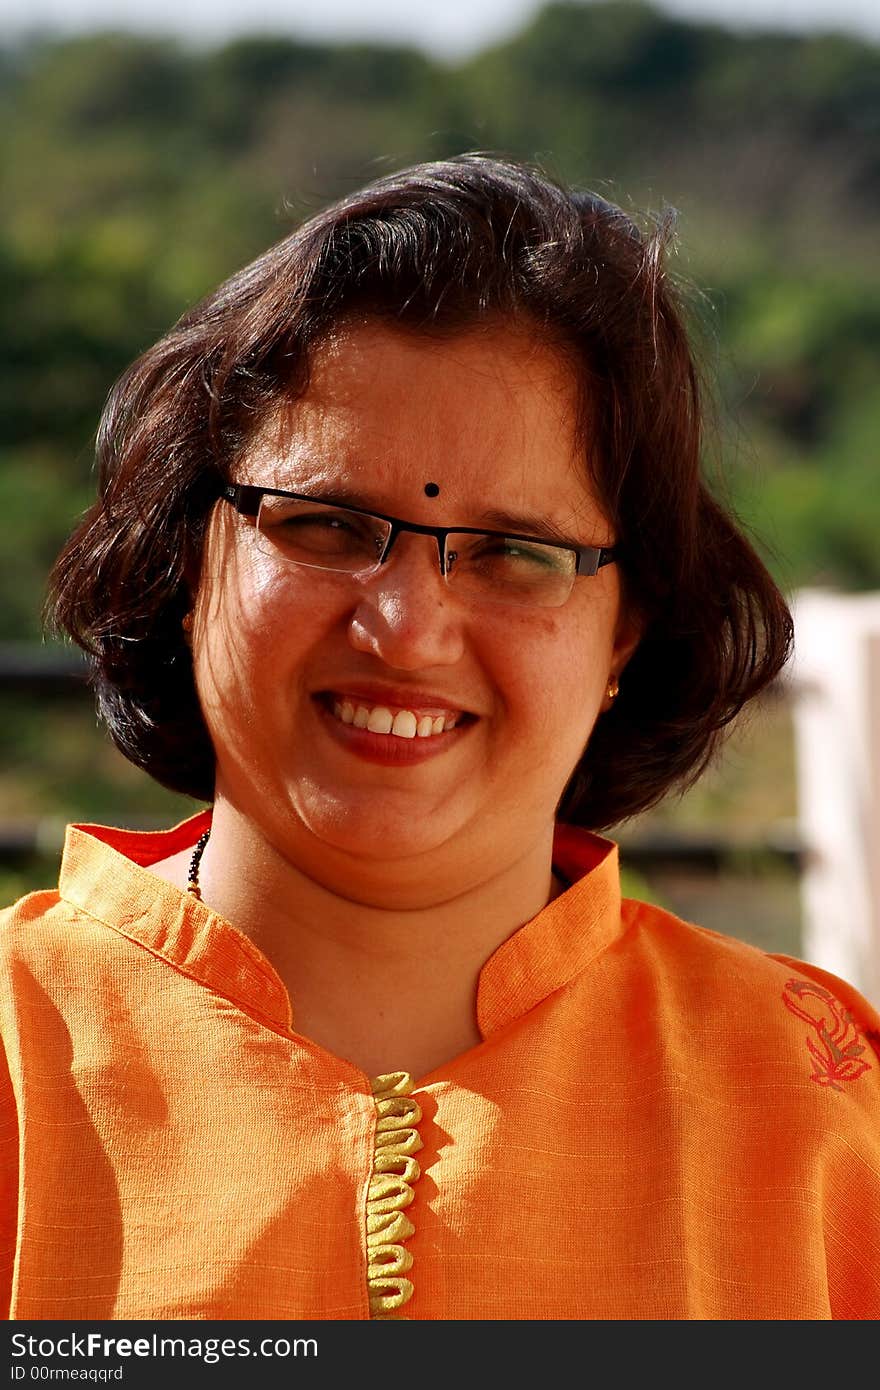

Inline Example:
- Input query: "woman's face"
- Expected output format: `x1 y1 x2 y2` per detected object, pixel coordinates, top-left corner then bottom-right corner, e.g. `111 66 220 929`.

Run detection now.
192 321 639 898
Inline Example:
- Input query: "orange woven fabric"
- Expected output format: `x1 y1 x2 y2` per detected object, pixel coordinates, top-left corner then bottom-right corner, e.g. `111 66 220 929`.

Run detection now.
2 811 879 1320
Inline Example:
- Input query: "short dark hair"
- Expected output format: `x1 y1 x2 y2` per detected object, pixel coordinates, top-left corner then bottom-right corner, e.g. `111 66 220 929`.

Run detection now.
46 154 793 830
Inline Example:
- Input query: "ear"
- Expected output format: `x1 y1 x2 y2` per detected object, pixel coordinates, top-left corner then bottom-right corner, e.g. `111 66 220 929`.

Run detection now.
603 606 643 712
611 606 642 671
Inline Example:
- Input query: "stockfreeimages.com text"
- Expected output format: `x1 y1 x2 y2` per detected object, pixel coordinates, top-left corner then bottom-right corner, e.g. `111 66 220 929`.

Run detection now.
10 1334 316 1364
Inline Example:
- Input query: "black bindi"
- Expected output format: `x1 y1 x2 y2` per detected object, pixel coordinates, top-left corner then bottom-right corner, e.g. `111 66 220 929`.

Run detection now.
424 482 440 498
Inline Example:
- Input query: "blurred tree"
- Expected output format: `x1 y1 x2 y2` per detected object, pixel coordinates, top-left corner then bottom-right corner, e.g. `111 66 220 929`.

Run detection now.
0 0 878 852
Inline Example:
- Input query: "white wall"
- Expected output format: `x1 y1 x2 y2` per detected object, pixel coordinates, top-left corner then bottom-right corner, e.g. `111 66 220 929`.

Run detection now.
791 589 880 1006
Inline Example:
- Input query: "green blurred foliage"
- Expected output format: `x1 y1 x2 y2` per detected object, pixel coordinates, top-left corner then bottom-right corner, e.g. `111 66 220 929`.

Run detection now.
0 0 877 880
2 0 878 636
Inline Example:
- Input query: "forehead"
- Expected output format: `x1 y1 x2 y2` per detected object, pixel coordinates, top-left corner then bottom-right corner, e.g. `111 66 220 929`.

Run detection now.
243 321 603 528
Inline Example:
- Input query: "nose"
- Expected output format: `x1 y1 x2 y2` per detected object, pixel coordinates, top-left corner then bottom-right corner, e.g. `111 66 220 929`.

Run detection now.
347 532 466 670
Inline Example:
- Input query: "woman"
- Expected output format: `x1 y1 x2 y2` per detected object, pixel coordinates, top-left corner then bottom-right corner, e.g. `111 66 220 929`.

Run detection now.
2 156 878 1321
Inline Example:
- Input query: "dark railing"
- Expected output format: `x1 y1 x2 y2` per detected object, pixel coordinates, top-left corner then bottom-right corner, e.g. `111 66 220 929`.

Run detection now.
0 644 805 869
0 817 807 869
0 641 87 694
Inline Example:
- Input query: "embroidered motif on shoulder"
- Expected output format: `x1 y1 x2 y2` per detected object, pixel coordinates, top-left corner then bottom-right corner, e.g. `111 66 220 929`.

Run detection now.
782 977 873 1092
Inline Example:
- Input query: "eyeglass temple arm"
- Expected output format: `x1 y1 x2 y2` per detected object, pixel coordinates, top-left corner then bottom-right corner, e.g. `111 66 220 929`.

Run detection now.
222 484 261 516
577 546 618 576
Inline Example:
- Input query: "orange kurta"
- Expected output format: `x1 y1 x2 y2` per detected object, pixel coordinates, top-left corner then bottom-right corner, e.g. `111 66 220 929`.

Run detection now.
1 811 879 1320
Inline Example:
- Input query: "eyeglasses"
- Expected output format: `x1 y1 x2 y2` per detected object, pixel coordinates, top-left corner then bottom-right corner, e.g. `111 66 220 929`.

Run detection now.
222 483 618 609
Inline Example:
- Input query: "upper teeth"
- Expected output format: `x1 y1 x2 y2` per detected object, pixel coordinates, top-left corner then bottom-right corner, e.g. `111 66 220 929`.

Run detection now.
332 700 459 739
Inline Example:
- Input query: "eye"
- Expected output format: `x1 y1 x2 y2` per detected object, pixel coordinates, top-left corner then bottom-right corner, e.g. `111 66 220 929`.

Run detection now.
469 536 571 572
500 541 558 568
275 509 355 533
256 499 387 566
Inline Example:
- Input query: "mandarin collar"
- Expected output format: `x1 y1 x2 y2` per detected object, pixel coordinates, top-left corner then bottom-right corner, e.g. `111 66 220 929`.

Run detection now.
58 812 623 1042
59 810 293 1035
476 823 622 1036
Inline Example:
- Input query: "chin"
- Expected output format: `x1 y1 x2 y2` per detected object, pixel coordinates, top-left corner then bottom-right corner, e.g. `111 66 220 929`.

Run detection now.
292 783 468 864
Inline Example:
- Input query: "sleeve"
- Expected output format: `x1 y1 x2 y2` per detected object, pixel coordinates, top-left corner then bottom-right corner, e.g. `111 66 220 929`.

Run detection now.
0 905 22 1320
0 1025 18 1320
772 952 880 1319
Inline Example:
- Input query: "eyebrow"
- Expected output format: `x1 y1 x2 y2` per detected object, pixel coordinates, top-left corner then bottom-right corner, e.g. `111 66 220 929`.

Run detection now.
297 485 581 546
477 506 578 545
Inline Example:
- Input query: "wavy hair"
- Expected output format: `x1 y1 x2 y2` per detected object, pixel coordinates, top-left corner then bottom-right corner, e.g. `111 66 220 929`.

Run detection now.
46 154 793 829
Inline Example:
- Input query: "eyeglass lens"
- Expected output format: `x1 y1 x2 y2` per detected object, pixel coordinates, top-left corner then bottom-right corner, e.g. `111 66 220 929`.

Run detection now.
255 495 577 608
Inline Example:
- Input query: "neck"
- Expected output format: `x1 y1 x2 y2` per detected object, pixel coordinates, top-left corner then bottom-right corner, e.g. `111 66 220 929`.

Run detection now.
191 798 562 1079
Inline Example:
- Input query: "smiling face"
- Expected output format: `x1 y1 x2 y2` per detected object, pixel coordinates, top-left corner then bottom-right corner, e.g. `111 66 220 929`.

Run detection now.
191 320 639 898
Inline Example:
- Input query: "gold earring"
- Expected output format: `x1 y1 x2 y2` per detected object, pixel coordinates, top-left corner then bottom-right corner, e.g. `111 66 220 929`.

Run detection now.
607 676 620 701
182 612 194 635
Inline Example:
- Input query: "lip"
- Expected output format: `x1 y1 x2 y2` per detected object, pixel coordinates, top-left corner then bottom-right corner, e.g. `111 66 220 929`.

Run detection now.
314 683 478 718
313 694 477 766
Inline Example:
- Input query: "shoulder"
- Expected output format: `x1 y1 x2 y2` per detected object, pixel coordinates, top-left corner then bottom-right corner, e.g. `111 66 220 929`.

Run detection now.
0 889 81 1032
0 887 67 962
622 892 879 1017
0 880 125 1050
620 893 880 1033
620 894 880 1110
0 814 203 977
0 885 90 963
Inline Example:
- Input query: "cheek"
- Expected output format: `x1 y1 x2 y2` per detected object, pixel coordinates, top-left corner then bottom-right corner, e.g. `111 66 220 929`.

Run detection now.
497 608 611 718
482 611 611 815
193 584 290 739
200 556 341 679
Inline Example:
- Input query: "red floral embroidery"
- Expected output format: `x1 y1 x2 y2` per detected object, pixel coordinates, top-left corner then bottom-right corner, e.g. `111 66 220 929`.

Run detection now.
782 978 872 1092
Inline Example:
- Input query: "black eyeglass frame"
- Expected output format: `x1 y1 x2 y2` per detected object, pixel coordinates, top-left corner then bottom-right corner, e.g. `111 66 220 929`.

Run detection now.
221 484 618 579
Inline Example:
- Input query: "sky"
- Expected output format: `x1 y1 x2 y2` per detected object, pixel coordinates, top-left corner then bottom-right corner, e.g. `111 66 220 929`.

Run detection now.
3 0 879 56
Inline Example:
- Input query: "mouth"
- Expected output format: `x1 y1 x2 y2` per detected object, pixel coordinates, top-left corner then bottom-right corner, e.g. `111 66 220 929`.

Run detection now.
316 690 476 740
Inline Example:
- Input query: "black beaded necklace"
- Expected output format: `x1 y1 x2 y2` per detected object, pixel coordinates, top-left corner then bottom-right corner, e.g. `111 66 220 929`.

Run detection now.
187 829 210 898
